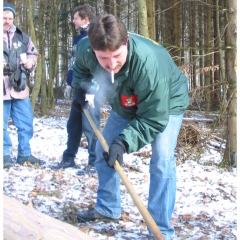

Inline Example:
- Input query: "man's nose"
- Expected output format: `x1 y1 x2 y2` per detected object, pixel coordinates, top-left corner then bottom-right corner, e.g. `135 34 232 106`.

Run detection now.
108 58 117 70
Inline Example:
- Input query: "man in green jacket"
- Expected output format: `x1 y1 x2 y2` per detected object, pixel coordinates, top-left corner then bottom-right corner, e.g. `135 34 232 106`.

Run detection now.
72 14 189 240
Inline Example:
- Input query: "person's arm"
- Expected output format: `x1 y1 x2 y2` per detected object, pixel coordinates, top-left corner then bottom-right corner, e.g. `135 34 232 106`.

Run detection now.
120 49 188 153
64 71 73 99
121 72 171 153
24 38 38 70
71 39 100 110
71 38 96 91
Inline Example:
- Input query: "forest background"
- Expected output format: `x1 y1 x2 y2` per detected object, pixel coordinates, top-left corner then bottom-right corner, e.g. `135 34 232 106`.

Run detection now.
6 0 237 166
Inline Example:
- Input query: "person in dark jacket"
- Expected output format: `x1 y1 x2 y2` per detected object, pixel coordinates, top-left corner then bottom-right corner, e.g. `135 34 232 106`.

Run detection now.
3 2 45 168
51 4 101 176
72 14 189 239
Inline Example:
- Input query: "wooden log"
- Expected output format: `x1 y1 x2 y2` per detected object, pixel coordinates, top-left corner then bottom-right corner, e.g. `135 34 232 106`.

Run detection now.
3 195 96 240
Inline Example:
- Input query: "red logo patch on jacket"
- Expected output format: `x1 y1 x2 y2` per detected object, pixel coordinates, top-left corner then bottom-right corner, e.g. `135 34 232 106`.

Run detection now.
121 95 138 108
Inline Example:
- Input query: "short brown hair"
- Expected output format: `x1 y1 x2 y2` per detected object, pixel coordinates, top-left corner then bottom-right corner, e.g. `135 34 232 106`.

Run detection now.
88 14 128 51
73 4 96 21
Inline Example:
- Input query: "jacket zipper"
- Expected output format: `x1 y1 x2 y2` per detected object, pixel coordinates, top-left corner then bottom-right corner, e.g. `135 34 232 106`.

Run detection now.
3 31 11 96
7 31 10 51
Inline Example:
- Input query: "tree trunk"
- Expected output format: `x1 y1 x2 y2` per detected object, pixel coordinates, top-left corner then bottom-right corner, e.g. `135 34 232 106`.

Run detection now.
190 2 196 89
116 0 121 18
104 0 111 13
215 0 224 95
113 0 117 16
205 0 212 114
59 0 70 95
137 0 149 38
31 2 44 111
213 2 220 108
26 0 41 111
26 0 37 45
155 0 160 42
223 0 237 167
172 0 180 66
37 0 47 115
48 0 58 109
146 0 155 40
180 2 185 66
199 2 204 89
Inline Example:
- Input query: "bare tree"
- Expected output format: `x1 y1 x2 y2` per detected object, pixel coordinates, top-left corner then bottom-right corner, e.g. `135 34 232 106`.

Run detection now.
137 0 149 38
204 0 213 114
38 0 47 115
47 0 59 109
146 0 155 40
31 0 45 111
222 0 237 167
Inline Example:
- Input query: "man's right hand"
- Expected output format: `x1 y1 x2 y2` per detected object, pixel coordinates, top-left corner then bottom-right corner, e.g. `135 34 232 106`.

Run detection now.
103 136 127 168
64 85 72 99
72 88 89 112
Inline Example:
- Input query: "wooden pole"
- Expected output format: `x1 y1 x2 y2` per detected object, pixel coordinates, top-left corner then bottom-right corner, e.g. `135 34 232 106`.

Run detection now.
83 108 164 240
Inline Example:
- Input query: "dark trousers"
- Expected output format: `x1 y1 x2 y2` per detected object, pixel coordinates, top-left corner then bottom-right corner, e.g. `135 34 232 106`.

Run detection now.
63 99 101 166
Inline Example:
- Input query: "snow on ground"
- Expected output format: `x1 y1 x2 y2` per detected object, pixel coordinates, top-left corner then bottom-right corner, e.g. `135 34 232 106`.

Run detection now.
3 103 237 239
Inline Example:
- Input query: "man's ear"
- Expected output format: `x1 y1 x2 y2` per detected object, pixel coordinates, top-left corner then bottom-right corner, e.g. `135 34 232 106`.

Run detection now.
84 17 90 23
125 35 130 46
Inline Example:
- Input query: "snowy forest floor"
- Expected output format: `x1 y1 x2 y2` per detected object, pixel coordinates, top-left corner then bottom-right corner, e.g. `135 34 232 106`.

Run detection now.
3 100 237 240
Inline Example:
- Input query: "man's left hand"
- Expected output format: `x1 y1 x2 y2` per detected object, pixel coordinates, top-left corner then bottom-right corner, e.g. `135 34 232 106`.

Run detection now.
103 136 127 168
23 59 34 69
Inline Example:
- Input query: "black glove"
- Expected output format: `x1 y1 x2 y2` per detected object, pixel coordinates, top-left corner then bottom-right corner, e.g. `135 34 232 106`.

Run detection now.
72 88 89 112
9 66 26 92
103 136 128 168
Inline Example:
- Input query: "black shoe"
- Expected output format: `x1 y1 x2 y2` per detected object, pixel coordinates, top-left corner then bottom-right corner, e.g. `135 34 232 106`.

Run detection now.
4 155 13 168
76 165 96 176
17 155 46 166
77 208 120 223
51 158 75 170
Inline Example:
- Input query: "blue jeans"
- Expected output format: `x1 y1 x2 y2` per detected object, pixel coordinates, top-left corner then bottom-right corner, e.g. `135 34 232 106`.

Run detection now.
3 98 33 157
63 99 100 166
94 110 183 239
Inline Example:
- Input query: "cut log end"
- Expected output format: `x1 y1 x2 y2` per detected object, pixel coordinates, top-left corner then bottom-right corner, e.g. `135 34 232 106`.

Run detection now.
3 195 96 240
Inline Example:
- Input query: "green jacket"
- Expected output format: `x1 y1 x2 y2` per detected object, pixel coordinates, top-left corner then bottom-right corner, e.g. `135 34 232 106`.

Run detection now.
72 32 189 153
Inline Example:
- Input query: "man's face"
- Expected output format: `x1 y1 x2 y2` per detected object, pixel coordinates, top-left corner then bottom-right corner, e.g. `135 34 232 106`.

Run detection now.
3 11 14 31
94 39 129 74
72 12 88 30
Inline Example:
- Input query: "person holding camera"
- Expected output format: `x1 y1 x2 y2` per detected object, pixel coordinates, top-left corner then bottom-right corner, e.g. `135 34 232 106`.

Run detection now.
3 2 45 168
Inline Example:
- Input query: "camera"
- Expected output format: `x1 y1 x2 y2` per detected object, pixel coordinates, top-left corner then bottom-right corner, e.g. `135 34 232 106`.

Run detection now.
3 64 10 76
20 64 31 76
20 71 26 84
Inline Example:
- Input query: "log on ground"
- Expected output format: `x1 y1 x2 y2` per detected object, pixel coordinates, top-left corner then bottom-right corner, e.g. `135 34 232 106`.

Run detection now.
3 195 96 240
